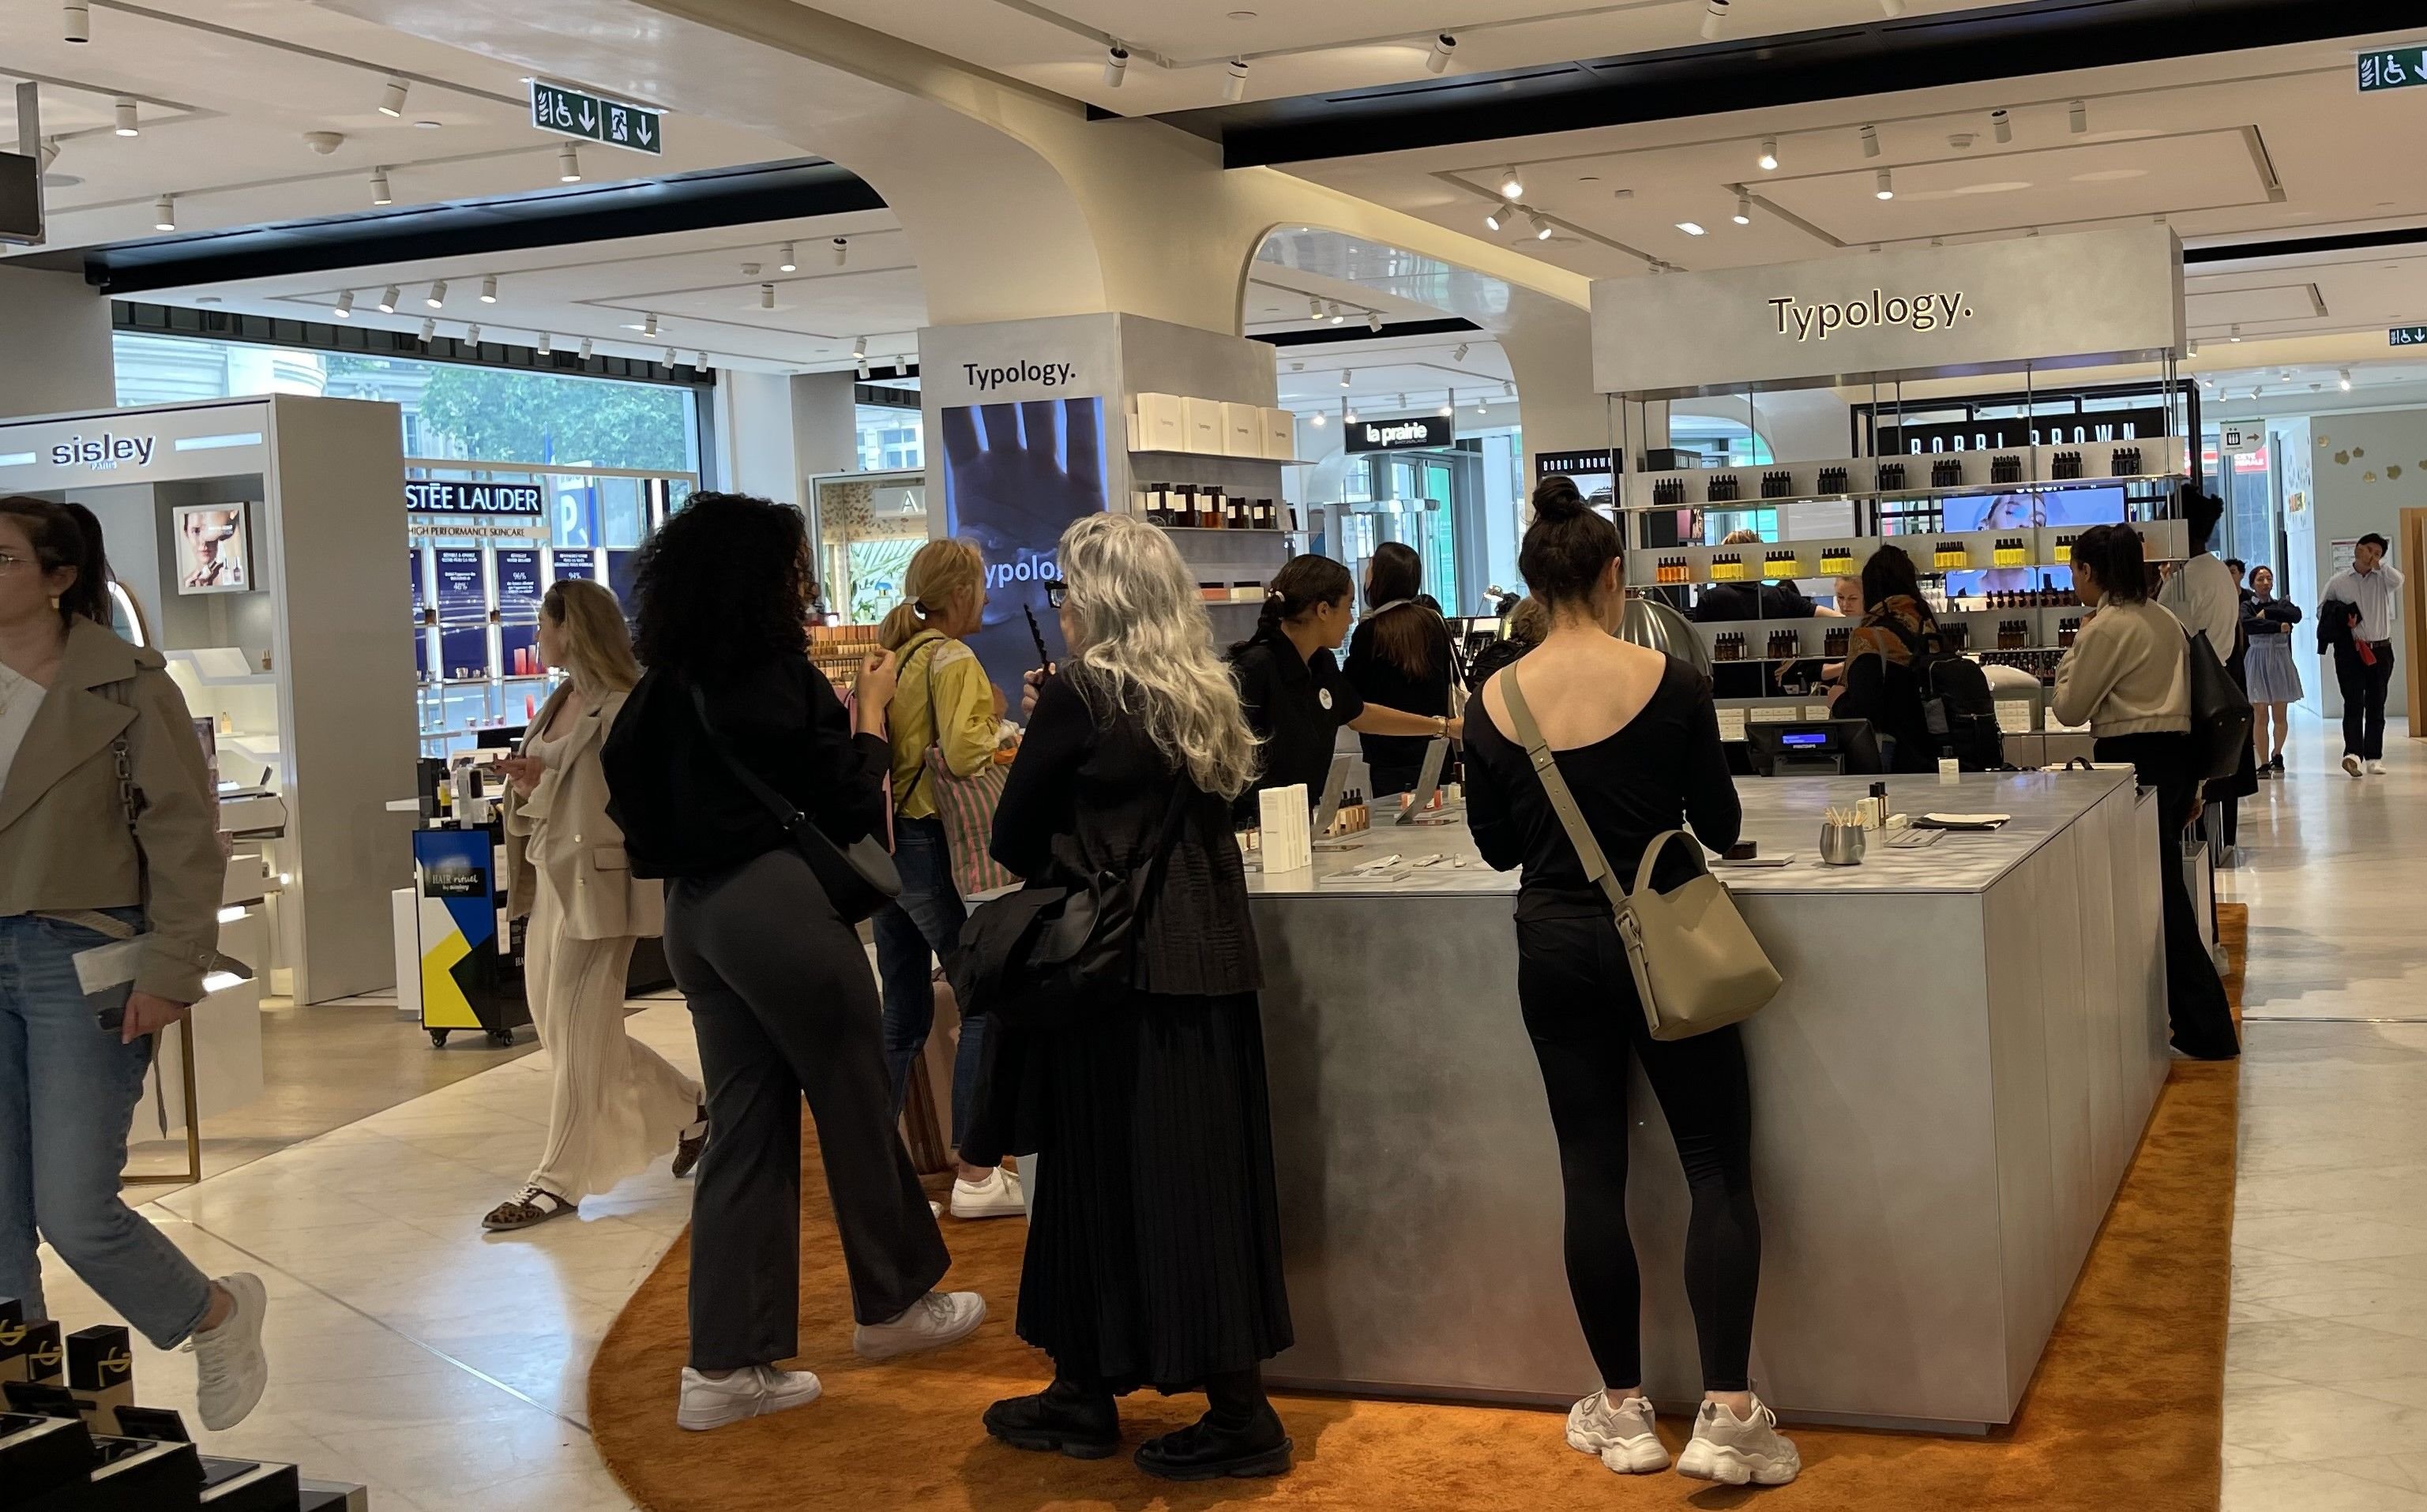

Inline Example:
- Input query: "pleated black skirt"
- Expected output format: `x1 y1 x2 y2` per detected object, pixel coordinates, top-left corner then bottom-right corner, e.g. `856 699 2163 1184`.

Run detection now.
1013 990 1294 1394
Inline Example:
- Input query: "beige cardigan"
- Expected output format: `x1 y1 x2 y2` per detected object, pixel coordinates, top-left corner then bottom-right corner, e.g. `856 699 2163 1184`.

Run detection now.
502 685 663 941
0 618 223 1002
2052 597 2192 738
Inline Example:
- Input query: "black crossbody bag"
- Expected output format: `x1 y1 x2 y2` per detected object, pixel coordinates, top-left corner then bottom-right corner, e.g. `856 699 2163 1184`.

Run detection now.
688 683 901 924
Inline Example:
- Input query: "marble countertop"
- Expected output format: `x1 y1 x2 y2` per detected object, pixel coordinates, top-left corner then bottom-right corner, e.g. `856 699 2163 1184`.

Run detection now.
1242 767 2142 900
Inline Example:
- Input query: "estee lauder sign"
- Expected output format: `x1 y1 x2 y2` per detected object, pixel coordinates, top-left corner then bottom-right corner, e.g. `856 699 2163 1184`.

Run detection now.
1591 225 2184 399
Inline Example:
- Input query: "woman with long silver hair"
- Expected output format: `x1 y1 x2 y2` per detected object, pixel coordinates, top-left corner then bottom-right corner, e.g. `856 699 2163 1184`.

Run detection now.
974 514 1296 1480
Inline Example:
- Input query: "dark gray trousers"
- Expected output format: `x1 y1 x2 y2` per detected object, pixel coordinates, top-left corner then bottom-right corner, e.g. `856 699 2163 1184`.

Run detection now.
665 846 950 1371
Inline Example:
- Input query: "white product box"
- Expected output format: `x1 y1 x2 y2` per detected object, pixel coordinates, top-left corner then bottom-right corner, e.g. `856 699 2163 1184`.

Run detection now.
1133 392 1186 452
1182 397 1224 455
1261 407 1297 460
1220 402 1262 458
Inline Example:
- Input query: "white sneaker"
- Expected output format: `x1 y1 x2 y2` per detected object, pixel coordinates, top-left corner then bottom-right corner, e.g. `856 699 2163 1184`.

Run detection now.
2345 753 2365 777
852 1290 987 1361
677 1364 822 1431
950 1166 1027 1220
1565 1390 1669 1473
1676 1396 1801 1487
2369 760 2389 775
189 1273 269 1431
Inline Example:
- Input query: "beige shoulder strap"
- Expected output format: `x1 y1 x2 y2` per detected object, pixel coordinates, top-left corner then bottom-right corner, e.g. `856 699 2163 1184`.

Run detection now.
1498 666 1629 915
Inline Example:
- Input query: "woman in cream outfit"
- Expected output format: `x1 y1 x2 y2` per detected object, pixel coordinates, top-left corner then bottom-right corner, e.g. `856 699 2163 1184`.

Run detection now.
484 579 705 1231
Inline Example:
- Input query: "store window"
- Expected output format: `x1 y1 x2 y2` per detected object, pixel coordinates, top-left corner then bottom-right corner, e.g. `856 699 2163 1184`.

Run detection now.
856 403 922 472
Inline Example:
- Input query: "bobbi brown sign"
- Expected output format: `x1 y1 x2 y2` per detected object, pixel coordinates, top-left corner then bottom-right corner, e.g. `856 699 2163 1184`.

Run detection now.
1591 225 2185 399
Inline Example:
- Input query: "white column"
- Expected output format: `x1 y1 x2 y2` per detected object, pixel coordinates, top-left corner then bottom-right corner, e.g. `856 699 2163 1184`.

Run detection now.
0 266 114 418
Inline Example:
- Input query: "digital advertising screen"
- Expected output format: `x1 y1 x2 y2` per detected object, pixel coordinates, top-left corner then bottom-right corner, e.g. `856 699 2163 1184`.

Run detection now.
496 549 543 621
941 396 1108 687
1944 486 2126 597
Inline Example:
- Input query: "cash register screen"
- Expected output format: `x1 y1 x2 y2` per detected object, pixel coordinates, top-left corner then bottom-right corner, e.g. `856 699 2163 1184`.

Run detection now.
1780 732 1830 748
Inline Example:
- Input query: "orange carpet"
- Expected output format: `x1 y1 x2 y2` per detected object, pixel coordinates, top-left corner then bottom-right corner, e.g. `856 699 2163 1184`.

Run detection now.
591 906 2245 1511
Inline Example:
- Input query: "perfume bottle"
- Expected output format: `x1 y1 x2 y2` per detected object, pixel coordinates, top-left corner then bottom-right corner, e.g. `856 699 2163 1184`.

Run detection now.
1877 461 1907 492
1708 473 1740 502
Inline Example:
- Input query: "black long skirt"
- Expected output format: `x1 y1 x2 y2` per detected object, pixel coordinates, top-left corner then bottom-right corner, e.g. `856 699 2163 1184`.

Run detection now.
1013 990 1295 1394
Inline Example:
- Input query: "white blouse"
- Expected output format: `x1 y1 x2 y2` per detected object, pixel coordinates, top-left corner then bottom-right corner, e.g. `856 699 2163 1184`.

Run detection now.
0 662 46 800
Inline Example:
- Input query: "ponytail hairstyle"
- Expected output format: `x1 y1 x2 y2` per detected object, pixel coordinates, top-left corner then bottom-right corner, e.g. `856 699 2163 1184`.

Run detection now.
0 495 110 627
1517 475 1622 610
1362 540 1445 679
877 537 986 651
1237 553 1352 657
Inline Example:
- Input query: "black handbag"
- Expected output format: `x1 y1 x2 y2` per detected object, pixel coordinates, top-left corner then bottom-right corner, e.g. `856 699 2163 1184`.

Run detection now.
949 781 1193 1034
688 683 900 924
2184 629 2254 782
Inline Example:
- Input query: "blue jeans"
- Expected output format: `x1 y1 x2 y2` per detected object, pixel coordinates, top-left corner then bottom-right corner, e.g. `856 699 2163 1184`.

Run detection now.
0 910 213 1349
874 815 986 1149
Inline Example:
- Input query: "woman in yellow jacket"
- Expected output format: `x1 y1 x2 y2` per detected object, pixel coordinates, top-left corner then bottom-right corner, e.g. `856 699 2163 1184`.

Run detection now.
484 579 706 1229
873 539 1020 1218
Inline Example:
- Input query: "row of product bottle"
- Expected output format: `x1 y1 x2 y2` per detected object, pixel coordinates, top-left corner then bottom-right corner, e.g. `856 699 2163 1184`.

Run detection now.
1134 484 1295 531
1959 582 2073 610
1982 649 2063 683
1711 629 1828 662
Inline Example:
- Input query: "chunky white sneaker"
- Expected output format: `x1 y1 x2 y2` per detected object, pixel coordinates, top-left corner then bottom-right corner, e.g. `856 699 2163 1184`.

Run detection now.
677 1364 822 1431
189 1273 269 1431
852 1290 987 1362
1565 1390 1669 1473
1676 1396 1801 1487
2345 753 2365 778
2369 760 2388 775
950 1166 1027 1220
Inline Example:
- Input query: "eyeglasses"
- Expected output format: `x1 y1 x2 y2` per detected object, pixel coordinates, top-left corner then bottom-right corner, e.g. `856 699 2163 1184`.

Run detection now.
1043 579 1069 609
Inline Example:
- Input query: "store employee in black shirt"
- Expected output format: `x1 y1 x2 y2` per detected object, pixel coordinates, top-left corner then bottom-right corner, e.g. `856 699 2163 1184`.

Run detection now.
1344 542 1461 796
1230 554 1460 819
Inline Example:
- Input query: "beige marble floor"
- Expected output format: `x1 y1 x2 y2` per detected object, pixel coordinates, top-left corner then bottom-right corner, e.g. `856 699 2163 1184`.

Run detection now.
2219 714 2427 1510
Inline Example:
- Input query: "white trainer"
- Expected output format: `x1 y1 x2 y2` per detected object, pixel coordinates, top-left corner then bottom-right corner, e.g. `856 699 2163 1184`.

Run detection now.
189 1273 269 1431
2369 760 2389 775
1565 1390 1669 1473
2345 753 2365 777
950 1166 1027 1220
677 1364 822 1431
852 1290 987 1362
1676 1396 1801 1487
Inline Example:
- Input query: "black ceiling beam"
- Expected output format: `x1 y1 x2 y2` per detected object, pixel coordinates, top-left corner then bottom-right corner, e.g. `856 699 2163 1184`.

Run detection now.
113 299 713 386
73 157 883 296
1254 317 1482 347
2184 223 2427 262
1152 0 2427 167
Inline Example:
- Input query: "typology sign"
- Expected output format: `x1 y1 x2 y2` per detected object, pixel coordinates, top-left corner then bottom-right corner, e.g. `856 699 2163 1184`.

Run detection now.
529 81 662 156
406 481 545 516
1346 415 1454 452
2357 47 2427 93
2391 325 2427 347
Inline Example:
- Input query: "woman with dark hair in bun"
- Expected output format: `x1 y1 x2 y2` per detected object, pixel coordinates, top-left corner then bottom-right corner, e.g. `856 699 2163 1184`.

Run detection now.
1461 475 1798 1488
1228 554 1461 820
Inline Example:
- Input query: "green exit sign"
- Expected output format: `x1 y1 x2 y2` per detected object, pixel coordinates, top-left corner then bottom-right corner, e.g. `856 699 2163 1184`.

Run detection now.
530 81 662 155
2392 325 2427 347
2357 47 2427 92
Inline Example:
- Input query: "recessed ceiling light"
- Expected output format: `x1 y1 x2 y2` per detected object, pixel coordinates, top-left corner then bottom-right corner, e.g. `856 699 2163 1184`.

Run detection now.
411 119 441 129
1227 9 1257 18
1676 221 1707 235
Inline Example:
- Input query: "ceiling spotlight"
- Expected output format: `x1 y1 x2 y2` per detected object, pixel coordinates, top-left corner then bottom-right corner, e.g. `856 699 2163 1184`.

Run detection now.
1440 391 1456 417
851 336 867 359
2229 325 2242 342
1523 208 1553 241
1104 44 1129 88
579 337 593 361
1426 34 1458 73
778 243 798 272
1757 137 1779 171
114 98 140 137
332 291 355 319
1991 108 2012 144
1701 0 1729 40
419 317 435 343
1677 221 1707 236
856 354 871 379
832 237 848 268
1328 302 1344 325
1477 395 1489 414
1311 411 1326 427
1367 310 1383 333
1860 124 1880 158
663 346 678 366
152 194 175 231
2187 339 2200 356
1453 343 1470 362
2340 368 2354 390
644 312 659 337
1224 58 1249 102
369 167 393 204
479 275 498 304
425 280 447 309
1341 369 1353 388
1499 167 1525 200
1880 0 1907 13
557 141 581 182
64 1 89 43
696 351 709 370
1733 191 1752 225
1485 201 1514 231
761 283 776 310
1309 296 1324 321
465 324 481 345
378 77 409 117
377 285 400 313
2068 99 2087 134
1343 407 1358 424
537 332 552 355
1875 169 1895 200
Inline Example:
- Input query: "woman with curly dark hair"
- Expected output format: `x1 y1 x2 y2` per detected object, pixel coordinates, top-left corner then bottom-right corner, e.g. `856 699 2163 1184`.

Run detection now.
602 493 986 1433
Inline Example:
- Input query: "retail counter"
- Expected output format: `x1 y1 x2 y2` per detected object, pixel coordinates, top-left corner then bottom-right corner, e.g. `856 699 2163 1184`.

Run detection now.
1246 769 2166 1432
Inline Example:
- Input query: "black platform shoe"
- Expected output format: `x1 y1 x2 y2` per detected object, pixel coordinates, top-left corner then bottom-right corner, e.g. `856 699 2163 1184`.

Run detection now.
983 1379 1121 1460
1134 1405 1294 1482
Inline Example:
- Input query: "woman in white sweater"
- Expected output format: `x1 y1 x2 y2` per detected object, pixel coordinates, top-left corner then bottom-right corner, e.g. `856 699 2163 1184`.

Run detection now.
2052 524 2238 1060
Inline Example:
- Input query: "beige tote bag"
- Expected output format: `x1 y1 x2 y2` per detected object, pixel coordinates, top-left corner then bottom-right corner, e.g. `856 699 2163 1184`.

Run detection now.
1501 666 1781 1040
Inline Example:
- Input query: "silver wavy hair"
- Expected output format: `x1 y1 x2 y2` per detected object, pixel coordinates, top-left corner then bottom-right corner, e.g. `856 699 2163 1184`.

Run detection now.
1057 513 1257 799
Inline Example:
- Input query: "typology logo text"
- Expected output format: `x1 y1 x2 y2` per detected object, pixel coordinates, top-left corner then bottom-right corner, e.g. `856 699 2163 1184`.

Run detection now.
51 432 156 469
962 360 1076 393
1768 291 1974 343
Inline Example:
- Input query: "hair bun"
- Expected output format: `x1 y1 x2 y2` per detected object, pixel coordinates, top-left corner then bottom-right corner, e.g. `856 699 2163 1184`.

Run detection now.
1531 474 1587 522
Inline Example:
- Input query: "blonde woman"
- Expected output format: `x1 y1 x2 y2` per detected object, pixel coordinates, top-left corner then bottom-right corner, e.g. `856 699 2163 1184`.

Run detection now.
485 579 706 1231
873 539 1019 1218
974 515 1295 1480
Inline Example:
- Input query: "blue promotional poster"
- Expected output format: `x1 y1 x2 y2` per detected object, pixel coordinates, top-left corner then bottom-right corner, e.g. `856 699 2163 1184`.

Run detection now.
550 549 596 583
409 552 428 681
433 548 490 681
940 396 1107 688
496 549 543 621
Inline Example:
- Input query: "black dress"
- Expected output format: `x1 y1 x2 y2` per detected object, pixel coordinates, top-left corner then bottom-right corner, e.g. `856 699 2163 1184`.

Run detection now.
1343 606 1454 796
982 673 1294 1393
1230 630 1360 820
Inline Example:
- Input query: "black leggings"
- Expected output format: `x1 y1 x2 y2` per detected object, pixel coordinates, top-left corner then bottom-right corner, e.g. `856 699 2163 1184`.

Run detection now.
2094 733 2238 1060
1516 913 1761 1394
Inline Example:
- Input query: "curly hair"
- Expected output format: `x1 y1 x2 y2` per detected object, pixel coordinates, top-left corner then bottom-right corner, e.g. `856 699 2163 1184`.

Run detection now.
629 492 810 672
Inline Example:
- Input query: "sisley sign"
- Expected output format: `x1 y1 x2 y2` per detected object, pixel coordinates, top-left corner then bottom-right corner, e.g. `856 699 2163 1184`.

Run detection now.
1591 225 2185 398
51 431 156 469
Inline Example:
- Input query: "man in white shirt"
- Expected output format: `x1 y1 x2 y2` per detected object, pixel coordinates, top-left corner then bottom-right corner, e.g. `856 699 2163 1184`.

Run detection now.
2158 493 2243 655
2322 531 2406 775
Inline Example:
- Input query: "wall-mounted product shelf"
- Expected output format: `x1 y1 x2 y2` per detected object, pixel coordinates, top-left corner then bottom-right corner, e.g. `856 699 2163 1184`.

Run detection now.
1632 520 2190 589
1622 437 2189 512
1131 448 1313 467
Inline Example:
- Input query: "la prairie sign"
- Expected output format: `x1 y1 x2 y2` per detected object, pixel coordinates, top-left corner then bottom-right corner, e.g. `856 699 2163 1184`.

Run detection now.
1592 225 2185 399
